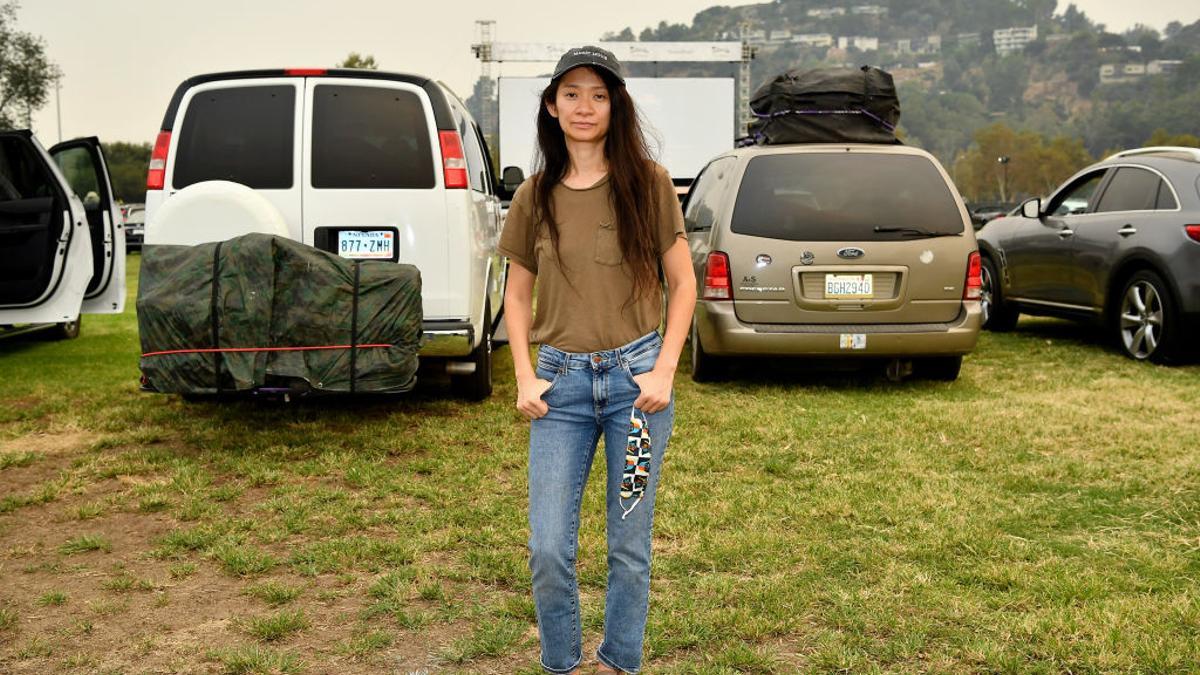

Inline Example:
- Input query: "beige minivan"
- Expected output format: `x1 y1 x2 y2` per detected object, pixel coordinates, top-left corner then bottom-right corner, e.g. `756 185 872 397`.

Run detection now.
685 144 982 381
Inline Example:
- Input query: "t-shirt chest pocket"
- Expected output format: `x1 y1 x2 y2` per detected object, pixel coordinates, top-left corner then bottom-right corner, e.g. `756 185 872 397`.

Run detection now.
594 221 623 266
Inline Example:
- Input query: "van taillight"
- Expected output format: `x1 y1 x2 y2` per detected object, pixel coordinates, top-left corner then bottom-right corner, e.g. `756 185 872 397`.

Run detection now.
703 252 732 300
1186 225 1200 242
964 251 982 300
438 131 468 189
146 131 171 190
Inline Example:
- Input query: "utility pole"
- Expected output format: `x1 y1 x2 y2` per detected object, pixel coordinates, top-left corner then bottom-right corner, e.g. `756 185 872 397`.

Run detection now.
997 155 1010 202
55 69 64 143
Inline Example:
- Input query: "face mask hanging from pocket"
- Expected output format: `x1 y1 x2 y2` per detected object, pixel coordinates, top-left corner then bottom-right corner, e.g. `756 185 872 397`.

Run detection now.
619 407 652 520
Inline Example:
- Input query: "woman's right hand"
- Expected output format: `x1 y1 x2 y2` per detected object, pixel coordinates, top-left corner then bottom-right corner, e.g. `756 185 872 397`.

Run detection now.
516 375 554 420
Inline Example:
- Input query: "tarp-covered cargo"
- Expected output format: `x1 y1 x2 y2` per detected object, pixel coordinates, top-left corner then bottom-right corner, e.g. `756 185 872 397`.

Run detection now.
137 233 422 395
746 66 901 145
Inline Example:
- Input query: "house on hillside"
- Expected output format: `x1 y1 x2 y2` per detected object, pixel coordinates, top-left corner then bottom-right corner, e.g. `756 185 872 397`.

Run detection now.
851 5 887 15
794 33 835 47
994 26 1038 56
838 36 880 51
807 7 847 18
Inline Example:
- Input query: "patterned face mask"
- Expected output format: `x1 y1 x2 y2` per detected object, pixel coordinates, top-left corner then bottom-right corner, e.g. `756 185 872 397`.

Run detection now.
620 408 652 520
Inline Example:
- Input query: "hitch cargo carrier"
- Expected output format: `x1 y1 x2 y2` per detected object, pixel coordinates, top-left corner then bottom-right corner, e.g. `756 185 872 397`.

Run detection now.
137 233 422 395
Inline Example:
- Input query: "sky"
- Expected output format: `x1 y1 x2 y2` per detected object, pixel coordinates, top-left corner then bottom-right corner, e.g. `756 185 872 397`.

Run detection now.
14 0 1200 145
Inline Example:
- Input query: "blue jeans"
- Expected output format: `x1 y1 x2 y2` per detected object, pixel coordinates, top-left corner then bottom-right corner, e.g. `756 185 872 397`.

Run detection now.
528 331 674 674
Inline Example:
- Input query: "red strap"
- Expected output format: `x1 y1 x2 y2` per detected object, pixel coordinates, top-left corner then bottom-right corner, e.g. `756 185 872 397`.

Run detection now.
142 344 393 357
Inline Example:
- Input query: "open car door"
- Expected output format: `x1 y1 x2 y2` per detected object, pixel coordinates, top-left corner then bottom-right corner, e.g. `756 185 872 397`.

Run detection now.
49 137 125 314
0 130 94 329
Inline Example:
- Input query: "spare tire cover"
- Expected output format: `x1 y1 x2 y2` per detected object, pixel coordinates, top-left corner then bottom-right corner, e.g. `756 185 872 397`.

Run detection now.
145 181 289 246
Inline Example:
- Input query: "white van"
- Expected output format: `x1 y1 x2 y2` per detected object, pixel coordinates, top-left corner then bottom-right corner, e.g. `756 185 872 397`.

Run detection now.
0 131 126 339
144 69 506 399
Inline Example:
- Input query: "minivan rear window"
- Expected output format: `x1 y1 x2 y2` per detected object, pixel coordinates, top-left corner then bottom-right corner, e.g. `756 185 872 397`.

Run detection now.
173 85 295 190
730 153 965 241
312 85 435 189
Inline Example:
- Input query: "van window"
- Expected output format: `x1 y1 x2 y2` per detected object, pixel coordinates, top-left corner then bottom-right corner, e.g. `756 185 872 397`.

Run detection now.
174 86 295 189
312 85 435 189
684 157 734 232
730 153 965 241
461 119 487 193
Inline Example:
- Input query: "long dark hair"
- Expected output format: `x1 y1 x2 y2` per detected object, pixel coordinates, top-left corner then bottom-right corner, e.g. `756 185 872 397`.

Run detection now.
531 66 660 301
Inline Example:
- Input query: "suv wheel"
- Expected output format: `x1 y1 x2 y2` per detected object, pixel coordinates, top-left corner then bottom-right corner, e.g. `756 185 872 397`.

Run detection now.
451 301 494 400
1116 270 1177 363
915 356 962 381
690 318 726 382
46 317 81 341
980 257 1018 331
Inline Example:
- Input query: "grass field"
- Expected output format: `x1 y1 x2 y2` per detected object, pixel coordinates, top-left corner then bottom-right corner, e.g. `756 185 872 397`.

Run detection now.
1 256 1198 674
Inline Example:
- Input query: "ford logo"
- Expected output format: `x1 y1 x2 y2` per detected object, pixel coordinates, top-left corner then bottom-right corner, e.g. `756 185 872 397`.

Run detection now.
837 247 865 259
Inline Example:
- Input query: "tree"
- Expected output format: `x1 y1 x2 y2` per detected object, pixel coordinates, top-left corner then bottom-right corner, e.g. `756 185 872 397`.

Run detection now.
953 123 1092 202
337 52 378 69
102 141 151 204
602 28 635 41
1146 128 1200 148
0 1 57 130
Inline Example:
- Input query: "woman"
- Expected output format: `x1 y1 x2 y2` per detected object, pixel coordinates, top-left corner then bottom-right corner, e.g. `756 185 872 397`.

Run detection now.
498 46 696 675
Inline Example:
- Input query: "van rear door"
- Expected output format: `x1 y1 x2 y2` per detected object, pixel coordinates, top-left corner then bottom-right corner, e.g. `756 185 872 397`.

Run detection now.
300 78 452 317
49 138 126 314
152 79 303 241
725 150 971 326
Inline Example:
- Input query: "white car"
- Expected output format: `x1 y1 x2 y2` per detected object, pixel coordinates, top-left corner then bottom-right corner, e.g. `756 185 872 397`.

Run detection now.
143 68 506 399
0 131 126 339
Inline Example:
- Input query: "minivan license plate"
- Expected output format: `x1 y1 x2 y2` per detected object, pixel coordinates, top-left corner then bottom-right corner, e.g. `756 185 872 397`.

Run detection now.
338 230 394 260
825 274 873 299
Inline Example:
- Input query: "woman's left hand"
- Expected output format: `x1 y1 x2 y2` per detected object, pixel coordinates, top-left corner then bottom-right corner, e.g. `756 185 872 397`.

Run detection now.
632 366 674 414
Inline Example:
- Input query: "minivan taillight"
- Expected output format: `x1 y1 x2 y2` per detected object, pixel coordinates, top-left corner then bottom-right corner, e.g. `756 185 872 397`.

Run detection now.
1186 225 1200 242
964 251 982 300
703 252 732 300
146 130 171 190
438 131 469 189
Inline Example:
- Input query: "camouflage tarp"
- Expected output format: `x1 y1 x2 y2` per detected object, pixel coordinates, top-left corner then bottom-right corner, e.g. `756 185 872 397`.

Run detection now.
137 233 422 395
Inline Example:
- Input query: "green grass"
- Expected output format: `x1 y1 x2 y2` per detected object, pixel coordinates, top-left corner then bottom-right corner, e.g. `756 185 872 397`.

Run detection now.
244 581 302 606
0 451 39 470
242 609 309 642
35 591 68 606
205 644 303 674
58 535 112 555
1 256 1198 670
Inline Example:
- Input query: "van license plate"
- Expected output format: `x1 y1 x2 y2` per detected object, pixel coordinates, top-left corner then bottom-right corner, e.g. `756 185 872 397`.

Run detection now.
825 274 873 298
840 334 867 350
338 230 394 260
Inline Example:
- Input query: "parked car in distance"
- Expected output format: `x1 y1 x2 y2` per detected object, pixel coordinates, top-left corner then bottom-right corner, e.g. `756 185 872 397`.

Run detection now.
1 130 126 340
976 146 1200 363
122 203 145 252
967 202 1017 229
685 144 982 382
144 68 505 399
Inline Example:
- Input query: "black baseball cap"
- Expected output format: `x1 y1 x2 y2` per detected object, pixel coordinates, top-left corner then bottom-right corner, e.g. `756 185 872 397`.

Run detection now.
551 45 625 84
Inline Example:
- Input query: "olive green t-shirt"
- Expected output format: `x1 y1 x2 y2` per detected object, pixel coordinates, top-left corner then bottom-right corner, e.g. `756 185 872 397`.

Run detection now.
498 164 686 353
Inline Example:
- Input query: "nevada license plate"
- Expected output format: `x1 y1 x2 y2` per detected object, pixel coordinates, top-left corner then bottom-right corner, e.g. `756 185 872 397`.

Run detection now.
825 274 873 299
337 230 394 260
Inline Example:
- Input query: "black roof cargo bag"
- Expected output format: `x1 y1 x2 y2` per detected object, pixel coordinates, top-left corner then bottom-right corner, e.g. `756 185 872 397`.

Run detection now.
745 65 901 145
137 233 422 395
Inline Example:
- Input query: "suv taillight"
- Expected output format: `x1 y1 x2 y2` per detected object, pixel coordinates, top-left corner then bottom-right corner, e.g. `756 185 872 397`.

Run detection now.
703 252 732 300
1186 225 1200 242
438 131 468 189
964 251 982 300
146 131 171 190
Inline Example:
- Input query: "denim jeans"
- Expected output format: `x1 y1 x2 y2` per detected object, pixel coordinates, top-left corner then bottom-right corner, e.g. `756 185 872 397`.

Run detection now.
528 331 674 674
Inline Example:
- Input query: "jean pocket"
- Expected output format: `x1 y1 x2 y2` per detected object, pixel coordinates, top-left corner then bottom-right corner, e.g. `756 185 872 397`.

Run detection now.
593 221 623 266
535 365 561 399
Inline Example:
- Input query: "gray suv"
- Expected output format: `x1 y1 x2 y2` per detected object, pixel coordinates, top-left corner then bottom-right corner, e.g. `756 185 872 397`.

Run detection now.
977 146 1200 362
